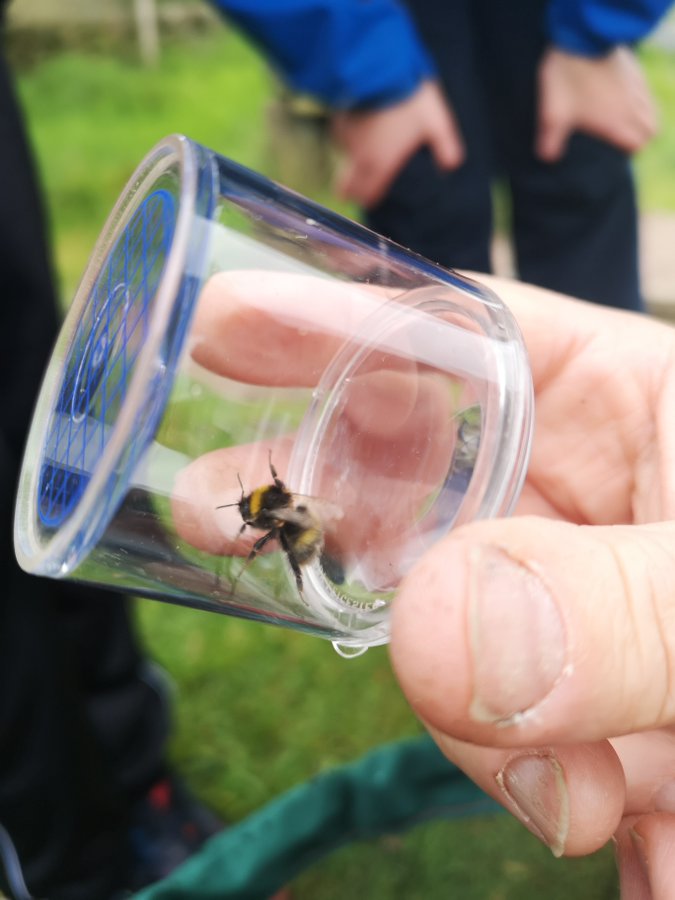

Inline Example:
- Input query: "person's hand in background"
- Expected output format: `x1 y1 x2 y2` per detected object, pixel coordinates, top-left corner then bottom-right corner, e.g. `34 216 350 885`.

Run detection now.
536 45 659 161
332 80 464 208
332 45 659 205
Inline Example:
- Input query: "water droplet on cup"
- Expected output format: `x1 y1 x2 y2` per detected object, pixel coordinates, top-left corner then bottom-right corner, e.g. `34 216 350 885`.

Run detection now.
331 641 368 659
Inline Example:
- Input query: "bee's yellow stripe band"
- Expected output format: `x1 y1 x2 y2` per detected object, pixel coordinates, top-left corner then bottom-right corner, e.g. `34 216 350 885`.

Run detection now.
249 487 265 518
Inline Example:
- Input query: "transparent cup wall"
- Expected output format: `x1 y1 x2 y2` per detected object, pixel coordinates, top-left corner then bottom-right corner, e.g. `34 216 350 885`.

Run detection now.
15 136 533 651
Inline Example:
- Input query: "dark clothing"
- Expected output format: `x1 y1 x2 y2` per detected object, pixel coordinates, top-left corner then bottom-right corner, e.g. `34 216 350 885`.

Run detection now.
366 0 642 310
211 0 656 310
0 24 168 900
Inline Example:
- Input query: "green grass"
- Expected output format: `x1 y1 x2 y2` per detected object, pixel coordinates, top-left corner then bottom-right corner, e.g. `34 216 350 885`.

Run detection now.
636 44 675 211
293 822 618 900
14 28 675 898
17 29 273 300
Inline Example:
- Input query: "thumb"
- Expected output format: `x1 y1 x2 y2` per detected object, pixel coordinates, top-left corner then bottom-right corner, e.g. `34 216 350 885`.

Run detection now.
427 113 465 171
536 112 571 162
334 152 396 207
390 516 675 748
334 157 358 202
535 63 573 162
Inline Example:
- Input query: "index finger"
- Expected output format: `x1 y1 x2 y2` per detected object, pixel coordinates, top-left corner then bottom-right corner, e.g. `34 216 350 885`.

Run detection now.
190 270 393 387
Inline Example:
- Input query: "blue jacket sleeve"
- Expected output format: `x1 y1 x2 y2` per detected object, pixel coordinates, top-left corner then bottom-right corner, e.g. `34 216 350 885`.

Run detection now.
547 0 674 55
208 0 436 109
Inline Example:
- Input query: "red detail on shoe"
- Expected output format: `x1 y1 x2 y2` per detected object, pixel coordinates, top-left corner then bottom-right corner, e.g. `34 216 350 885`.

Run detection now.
148 778 172 811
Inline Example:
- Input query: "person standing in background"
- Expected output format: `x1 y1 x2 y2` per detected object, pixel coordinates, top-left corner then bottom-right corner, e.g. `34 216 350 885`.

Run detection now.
212 0 671 310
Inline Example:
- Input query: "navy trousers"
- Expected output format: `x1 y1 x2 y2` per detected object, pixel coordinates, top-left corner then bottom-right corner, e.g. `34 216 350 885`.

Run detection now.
366 0 643 311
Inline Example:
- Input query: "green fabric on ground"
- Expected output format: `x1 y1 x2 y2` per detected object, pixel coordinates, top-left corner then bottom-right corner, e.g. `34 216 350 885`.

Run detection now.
134 735 498 900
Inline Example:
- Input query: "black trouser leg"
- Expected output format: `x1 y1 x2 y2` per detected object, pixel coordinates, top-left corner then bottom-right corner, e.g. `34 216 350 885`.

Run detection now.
474 0 643 310
508 135 642 309
0 32 168 900
0 494 129 900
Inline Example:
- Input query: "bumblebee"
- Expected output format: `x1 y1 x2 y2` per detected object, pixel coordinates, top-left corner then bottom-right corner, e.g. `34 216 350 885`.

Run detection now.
217 452 328 598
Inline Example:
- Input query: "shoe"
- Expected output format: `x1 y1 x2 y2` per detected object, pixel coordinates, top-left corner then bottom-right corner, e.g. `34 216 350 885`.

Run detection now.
126 774 223 892
125 775 292 899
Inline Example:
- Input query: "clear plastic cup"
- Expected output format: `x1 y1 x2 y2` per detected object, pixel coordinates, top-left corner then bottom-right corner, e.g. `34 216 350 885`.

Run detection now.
14 135 533 652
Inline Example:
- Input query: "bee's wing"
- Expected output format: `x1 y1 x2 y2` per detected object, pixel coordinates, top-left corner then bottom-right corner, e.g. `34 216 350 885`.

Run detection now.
285 495 344 524
272 506 316 527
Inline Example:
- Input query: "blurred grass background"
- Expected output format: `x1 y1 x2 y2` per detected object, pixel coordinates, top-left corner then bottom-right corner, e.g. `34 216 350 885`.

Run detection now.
9 8 675 897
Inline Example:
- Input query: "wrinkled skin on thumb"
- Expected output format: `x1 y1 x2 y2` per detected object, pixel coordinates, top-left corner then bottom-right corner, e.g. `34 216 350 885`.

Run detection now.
389 515 675 856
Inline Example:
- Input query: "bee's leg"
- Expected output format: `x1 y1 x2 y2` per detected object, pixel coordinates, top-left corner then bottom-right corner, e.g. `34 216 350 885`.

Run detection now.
231 529 277 593
215 525 248 594
268 450 285 490
278 529 305 599
215 522 244 594
222 522 248 590
247 529 277 562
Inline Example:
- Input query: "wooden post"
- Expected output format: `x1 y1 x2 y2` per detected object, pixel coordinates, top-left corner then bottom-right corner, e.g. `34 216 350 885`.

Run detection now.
133 0 160 66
